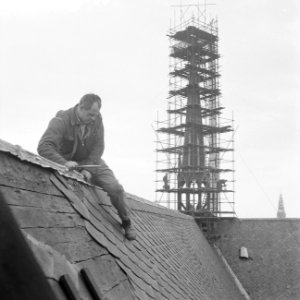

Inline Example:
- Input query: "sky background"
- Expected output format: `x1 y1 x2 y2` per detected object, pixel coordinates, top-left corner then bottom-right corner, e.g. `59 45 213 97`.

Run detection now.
0 0 299 218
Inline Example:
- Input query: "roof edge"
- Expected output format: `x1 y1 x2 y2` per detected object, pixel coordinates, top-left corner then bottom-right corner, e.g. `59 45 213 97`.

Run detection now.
0 138 191 220
233 218 300 221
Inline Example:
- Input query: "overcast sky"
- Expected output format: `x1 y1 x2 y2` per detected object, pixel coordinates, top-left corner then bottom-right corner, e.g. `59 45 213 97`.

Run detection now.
0 0 299 218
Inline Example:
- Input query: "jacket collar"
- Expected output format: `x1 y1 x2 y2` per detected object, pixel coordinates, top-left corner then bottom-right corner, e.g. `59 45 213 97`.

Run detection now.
70 105 83 126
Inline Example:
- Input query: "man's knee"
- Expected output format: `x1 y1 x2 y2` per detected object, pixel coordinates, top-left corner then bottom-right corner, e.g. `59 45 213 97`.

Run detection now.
103 181 124 198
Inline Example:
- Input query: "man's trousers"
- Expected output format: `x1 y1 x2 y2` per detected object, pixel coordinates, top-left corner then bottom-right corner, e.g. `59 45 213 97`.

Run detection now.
89 159 130 221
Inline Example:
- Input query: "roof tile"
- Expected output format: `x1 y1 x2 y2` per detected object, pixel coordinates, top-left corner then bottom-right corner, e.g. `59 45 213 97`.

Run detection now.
0 140 247 300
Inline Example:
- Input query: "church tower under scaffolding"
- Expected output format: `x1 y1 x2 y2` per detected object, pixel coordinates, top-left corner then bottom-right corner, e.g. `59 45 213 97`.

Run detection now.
155 6 235 218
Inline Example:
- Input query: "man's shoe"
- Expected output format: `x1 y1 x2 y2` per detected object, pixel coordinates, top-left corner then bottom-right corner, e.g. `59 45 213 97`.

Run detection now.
122 220 136 241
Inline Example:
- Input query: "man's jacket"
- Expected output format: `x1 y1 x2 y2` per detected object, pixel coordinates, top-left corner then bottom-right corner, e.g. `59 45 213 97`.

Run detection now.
38 105 104 165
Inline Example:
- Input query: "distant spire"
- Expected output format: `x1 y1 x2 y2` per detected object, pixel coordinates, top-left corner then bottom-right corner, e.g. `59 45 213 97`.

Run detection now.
277 194 286 218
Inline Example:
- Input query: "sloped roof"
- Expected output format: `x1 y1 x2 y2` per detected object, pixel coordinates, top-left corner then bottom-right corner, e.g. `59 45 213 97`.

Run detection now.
215 218 300 300
0 139 245 300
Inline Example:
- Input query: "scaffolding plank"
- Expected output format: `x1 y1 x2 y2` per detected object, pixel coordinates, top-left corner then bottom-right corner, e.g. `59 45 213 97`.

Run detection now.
156 188 234 193
170 26 218 43
156 166 233 173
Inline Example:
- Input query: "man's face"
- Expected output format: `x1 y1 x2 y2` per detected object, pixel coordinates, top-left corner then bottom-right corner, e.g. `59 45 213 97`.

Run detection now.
78 102 100 124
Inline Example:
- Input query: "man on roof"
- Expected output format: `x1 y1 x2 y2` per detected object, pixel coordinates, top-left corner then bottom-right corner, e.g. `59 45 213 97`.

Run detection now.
38 93 136 240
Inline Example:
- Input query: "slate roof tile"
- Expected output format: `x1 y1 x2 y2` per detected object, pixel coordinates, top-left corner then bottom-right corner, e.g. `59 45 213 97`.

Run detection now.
130 282 148 300
76 255 127 294
116 260 156 299
101 279 135 300
0 140 247 300
85 221 122 259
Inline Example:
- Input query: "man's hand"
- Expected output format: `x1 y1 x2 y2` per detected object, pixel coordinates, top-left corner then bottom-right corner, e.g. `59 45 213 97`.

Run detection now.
65 161 78 170
81 170 92 182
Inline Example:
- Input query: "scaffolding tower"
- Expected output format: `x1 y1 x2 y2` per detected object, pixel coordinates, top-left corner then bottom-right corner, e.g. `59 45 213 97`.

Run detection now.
155 6 235 218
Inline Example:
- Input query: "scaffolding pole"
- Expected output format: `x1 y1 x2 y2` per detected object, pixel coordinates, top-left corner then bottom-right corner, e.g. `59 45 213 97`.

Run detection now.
155 4 235 218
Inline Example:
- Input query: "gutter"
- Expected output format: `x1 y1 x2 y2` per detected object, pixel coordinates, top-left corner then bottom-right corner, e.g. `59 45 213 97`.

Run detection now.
213 244 251 300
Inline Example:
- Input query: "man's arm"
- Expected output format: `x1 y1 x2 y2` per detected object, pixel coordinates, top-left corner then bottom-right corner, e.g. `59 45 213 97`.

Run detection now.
37 117 68 165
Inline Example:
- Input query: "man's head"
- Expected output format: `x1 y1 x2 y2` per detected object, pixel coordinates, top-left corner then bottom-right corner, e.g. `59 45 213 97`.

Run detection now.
77 93 101 124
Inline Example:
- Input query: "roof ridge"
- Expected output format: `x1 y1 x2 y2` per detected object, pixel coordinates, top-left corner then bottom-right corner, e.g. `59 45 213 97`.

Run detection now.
0 138 188 219
126 193 192 219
